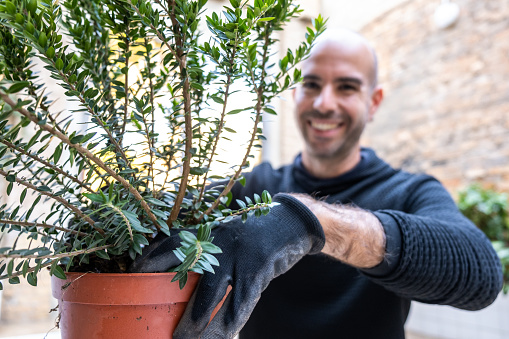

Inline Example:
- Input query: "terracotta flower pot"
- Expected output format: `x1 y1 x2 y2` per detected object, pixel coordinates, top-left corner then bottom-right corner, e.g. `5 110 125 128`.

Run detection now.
51 272 201 339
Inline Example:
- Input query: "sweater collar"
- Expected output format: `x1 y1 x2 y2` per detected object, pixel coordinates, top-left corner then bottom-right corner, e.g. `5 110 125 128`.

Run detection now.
292 147 392 196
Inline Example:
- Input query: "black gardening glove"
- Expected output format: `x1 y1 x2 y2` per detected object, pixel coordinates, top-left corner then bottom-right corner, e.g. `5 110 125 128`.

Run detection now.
130 193 325 338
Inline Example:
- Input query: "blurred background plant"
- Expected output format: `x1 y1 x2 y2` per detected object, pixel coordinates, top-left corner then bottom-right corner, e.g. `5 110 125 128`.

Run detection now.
458 184 509 294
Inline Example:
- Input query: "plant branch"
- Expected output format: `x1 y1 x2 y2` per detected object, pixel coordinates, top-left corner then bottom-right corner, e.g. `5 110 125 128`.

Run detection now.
127 0 192 223
106 203 133 242
0 219 88 237
0 92 160 230
167 0 193 226
0 244 112 260
128 0 179 59
225 203 271 218
147 39 156 196
119 27 130 146
201 30 271 219
0 260 53 281
44 111 107 188
197 49 238 204
0 168 101 232
0 139 95 194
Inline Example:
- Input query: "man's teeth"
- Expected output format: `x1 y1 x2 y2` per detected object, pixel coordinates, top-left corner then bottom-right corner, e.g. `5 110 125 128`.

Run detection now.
310 122 339 131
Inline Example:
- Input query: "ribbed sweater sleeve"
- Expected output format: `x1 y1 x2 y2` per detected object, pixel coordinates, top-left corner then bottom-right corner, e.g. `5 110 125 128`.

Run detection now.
363 176 503 310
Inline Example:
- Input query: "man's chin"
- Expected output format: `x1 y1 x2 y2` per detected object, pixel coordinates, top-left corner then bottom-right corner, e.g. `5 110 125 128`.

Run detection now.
306 144 359 162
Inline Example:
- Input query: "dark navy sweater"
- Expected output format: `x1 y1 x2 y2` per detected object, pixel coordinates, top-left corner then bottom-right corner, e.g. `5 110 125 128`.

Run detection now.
228 148 502 339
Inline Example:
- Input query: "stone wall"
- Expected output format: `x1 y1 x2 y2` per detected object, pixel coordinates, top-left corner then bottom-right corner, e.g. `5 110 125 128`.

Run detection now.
360 0 509 194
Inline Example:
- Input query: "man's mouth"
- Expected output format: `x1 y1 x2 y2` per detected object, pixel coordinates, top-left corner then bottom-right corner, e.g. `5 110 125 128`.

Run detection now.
309 121 343 131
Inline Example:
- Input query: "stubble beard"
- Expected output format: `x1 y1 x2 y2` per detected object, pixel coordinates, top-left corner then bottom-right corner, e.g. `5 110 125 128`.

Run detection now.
301 109 368 164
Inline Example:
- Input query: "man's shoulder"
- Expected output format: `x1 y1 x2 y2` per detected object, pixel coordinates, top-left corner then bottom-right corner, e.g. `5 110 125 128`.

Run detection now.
364 148 440 187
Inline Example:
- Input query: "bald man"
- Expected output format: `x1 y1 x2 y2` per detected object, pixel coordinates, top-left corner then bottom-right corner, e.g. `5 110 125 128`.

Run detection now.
134 29 503 339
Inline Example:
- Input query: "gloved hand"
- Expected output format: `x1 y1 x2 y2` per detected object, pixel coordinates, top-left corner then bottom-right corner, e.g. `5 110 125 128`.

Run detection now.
130 193 325 338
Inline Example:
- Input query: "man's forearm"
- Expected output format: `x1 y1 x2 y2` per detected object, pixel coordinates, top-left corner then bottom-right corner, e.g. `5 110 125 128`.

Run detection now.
291 194 386 268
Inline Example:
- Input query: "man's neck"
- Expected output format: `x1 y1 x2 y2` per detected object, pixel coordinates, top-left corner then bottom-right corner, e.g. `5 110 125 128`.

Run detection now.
301 148 361 179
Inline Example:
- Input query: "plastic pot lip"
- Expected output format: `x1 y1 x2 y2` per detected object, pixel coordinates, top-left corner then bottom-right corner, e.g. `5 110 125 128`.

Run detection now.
60 271 189 278
51 271 201 305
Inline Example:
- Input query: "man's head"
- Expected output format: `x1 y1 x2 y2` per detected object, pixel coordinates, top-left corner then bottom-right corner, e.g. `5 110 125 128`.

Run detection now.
293 28 383 175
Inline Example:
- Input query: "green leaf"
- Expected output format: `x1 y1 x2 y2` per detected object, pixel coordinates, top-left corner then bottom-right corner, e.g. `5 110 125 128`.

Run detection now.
25 21 35 34
7 182 13 195
27 0 37 16
202 253 220 267
51 264 66 280
15 13 23 24
197 224 211 242
70 135 83 144
5 1 16 15
133 234 149 246
20 188 27 203
226 191 233 206
261 190 271 204
201 241 222 254
22 259 29 276
190 82 204 91
254 193 261 204
263 107 277 115
179 230 197 244
80 132 96 144
46 46 55 59
122 210 153 233
55 58 64 71
227 108 244 115
178 271 188 290
95 250 110 260
257 17 275 22
7 259 13 276
8 82 29 93
53 144 62 163
145 197 169 207
84 88 98 98
27 272 38 286
38 32 47 48
210 96 224 104
236 199 246 209
245 196 253 205
9 277 20 284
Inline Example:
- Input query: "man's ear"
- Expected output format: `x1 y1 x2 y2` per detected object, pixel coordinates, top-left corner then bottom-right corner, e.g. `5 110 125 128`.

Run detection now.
292 87 297 100
368 86 383 122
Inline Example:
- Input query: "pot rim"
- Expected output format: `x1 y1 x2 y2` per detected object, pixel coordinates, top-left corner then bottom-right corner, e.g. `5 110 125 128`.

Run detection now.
51 271 201 305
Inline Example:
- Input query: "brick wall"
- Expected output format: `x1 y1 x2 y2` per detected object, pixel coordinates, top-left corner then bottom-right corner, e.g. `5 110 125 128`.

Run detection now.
360 0 509 195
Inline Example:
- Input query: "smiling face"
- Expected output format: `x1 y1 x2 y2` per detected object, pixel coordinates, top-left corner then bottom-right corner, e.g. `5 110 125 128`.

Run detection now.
293 33 383 176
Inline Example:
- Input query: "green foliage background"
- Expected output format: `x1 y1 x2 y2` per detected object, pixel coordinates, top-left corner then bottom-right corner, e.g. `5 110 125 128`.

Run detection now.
458 184 509 293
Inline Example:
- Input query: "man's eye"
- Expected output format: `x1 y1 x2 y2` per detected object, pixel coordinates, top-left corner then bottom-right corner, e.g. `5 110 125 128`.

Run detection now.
338 84 357 91
303 82 319 90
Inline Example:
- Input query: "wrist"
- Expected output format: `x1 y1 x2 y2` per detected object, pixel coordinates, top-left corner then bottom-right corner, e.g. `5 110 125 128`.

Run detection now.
289 194 386 268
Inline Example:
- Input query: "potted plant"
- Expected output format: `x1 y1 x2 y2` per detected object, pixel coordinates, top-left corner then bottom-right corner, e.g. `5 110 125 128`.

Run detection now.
458 184 509 294
0 0 325 336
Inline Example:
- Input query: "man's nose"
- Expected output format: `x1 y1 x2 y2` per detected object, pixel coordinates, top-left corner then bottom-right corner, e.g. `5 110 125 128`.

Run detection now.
313 85 336 114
